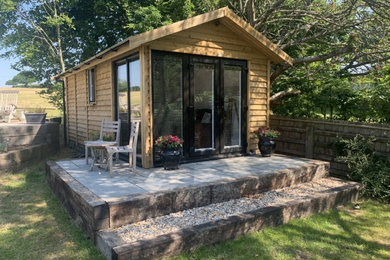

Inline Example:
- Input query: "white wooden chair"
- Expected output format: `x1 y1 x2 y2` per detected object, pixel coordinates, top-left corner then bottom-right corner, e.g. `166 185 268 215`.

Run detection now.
85 119 121 165
0 90 19 123
106 120 140 176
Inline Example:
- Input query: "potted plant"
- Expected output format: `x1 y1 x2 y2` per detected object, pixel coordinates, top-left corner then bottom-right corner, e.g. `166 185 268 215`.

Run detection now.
24 108 47 124
155 135 183 170
253 127 280 157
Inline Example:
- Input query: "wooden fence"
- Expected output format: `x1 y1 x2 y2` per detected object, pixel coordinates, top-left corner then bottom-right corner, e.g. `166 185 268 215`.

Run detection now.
270 116 390 177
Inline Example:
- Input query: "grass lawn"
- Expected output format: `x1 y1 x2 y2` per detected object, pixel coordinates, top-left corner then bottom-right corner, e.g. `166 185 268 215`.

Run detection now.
0 152 389 259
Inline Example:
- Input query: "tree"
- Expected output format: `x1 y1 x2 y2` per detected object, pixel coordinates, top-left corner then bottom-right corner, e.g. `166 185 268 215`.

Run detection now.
5 71 37 87
1 0 389 111
0 0 196 109
0 0 76 109
227 0 390 104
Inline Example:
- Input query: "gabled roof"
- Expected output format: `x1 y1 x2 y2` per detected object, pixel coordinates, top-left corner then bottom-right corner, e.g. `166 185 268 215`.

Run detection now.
55 7 292 79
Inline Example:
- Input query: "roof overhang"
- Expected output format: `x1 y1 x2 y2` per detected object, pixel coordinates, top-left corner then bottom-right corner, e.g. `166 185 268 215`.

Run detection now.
54 7 292 80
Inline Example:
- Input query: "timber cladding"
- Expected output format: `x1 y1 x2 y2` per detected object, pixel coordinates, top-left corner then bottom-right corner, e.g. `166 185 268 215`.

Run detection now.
270 116 390 177
65 61 114 147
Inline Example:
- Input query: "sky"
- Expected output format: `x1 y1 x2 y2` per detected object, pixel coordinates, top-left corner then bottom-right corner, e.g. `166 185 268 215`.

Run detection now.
0 52 18 86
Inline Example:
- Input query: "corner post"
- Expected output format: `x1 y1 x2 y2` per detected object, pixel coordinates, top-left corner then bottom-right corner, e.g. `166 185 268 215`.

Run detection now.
139 45 154 168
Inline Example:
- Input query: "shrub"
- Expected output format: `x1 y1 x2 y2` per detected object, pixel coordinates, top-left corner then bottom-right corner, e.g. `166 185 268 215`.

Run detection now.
334 134 390 202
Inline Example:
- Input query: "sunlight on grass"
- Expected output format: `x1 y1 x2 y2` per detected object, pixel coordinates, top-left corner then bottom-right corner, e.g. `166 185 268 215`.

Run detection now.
173 201 390 260
0 149 389 259
0 149 105 260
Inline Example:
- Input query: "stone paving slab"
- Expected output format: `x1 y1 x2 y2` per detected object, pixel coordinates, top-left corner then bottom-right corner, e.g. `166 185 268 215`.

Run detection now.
56 155 317 200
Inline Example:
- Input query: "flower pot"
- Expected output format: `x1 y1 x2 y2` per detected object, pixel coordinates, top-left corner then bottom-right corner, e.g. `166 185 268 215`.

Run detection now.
25 113 47 124
161 148 182 170
258 137 276 157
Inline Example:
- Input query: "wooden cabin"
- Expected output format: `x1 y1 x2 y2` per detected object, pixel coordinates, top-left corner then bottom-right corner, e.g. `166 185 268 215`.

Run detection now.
55 7 292 168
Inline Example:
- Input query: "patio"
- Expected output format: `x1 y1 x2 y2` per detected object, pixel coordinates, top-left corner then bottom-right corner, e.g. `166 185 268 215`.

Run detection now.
46 154 330 241
55 155 322 201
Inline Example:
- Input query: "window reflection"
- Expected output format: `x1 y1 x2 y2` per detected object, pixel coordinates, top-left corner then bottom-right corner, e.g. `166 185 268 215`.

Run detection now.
116 57 141 156
224 65 241 147
152 54 183 138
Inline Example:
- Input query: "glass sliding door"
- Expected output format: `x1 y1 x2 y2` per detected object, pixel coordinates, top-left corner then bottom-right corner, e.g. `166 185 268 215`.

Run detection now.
115 55 141 156
189 57 219 156
221 60 247 154
151 51 247 164
223 65 242 148
193 62 216 151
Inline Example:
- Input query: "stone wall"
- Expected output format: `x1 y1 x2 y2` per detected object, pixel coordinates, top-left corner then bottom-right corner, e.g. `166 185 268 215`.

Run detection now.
0 122 60 172
270 116 390 177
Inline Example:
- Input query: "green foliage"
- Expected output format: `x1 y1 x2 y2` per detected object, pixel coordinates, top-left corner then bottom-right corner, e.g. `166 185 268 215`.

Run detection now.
5 71 37 86
272 61 390 124
334 135 390 202
39 81 63 110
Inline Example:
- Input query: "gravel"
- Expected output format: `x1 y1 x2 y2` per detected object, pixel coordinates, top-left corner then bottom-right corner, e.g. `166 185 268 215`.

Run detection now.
117 178 344 243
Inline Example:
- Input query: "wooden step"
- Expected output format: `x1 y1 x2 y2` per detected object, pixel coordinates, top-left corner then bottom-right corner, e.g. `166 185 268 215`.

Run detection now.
97 178 360 260
46 156 330 241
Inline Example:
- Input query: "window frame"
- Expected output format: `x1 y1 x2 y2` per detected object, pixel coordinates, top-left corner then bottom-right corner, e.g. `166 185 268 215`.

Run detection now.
87 68 96 104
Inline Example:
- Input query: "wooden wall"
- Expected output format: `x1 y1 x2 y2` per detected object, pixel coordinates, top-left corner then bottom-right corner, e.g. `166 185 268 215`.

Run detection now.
147 20 270 154
270 116 390 177
64 60 114 147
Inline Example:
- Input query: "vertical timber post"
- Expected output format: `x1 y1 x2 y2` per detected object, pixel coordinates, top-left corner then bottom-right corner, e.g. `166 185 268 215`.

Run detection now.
140 45 153 168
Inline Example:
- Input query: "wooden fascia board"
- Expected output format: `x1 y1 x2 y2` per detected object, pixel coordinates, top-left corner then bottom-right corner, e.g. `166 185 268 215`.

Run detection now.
128 7 229 49
58 46 138 80
223 10 293 65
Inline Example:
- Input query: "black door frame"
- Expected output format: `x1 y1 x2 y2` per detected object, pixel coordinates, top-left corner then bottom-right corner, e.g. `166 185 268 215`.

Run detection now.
219 58 248 155
187 56 220 157
151 50 248 163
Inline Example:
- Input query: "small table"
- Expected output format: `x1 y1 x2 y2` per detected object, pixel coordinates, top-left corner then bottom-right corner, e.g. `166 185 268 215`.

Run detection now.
87 141 117 171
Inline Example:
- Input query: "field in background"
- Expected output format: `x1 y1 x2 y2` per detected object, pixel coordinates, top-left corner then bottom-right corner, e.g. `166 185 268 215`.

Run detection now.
0 87 61 118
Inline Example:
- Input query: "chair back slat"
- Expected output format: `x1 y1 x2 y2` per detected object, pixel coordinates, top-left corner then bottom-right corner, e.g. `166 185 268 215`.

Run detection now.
128 120 140 150
99 119 121 143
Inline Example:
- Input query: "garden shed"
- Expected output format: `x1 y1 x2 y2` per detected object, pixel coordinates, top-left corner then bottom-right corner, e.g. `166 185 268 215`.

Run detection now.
54 7 292 168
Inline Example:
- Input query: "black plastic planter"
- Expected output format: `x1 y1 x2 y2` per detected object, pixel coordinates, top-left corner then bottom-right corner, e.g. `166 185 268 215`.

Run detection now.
258 137 276 157
160 148 182 170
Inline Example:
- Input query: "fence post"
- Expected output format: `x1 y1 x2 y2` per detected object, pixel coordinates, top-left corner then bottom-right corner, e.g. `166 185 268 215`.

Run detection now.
305 126 314 158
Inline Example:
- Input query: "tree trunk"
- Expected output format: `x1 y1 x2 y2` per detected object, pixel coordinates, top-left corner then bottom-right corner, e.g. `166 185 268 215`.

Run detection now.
54 0 65 73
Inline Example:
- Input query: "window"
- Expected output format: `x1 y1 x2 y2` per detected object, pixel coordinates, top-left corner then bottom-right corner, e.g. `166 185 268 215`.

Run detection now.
152 53 183 139
115 56 142 155
87 68 96 103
